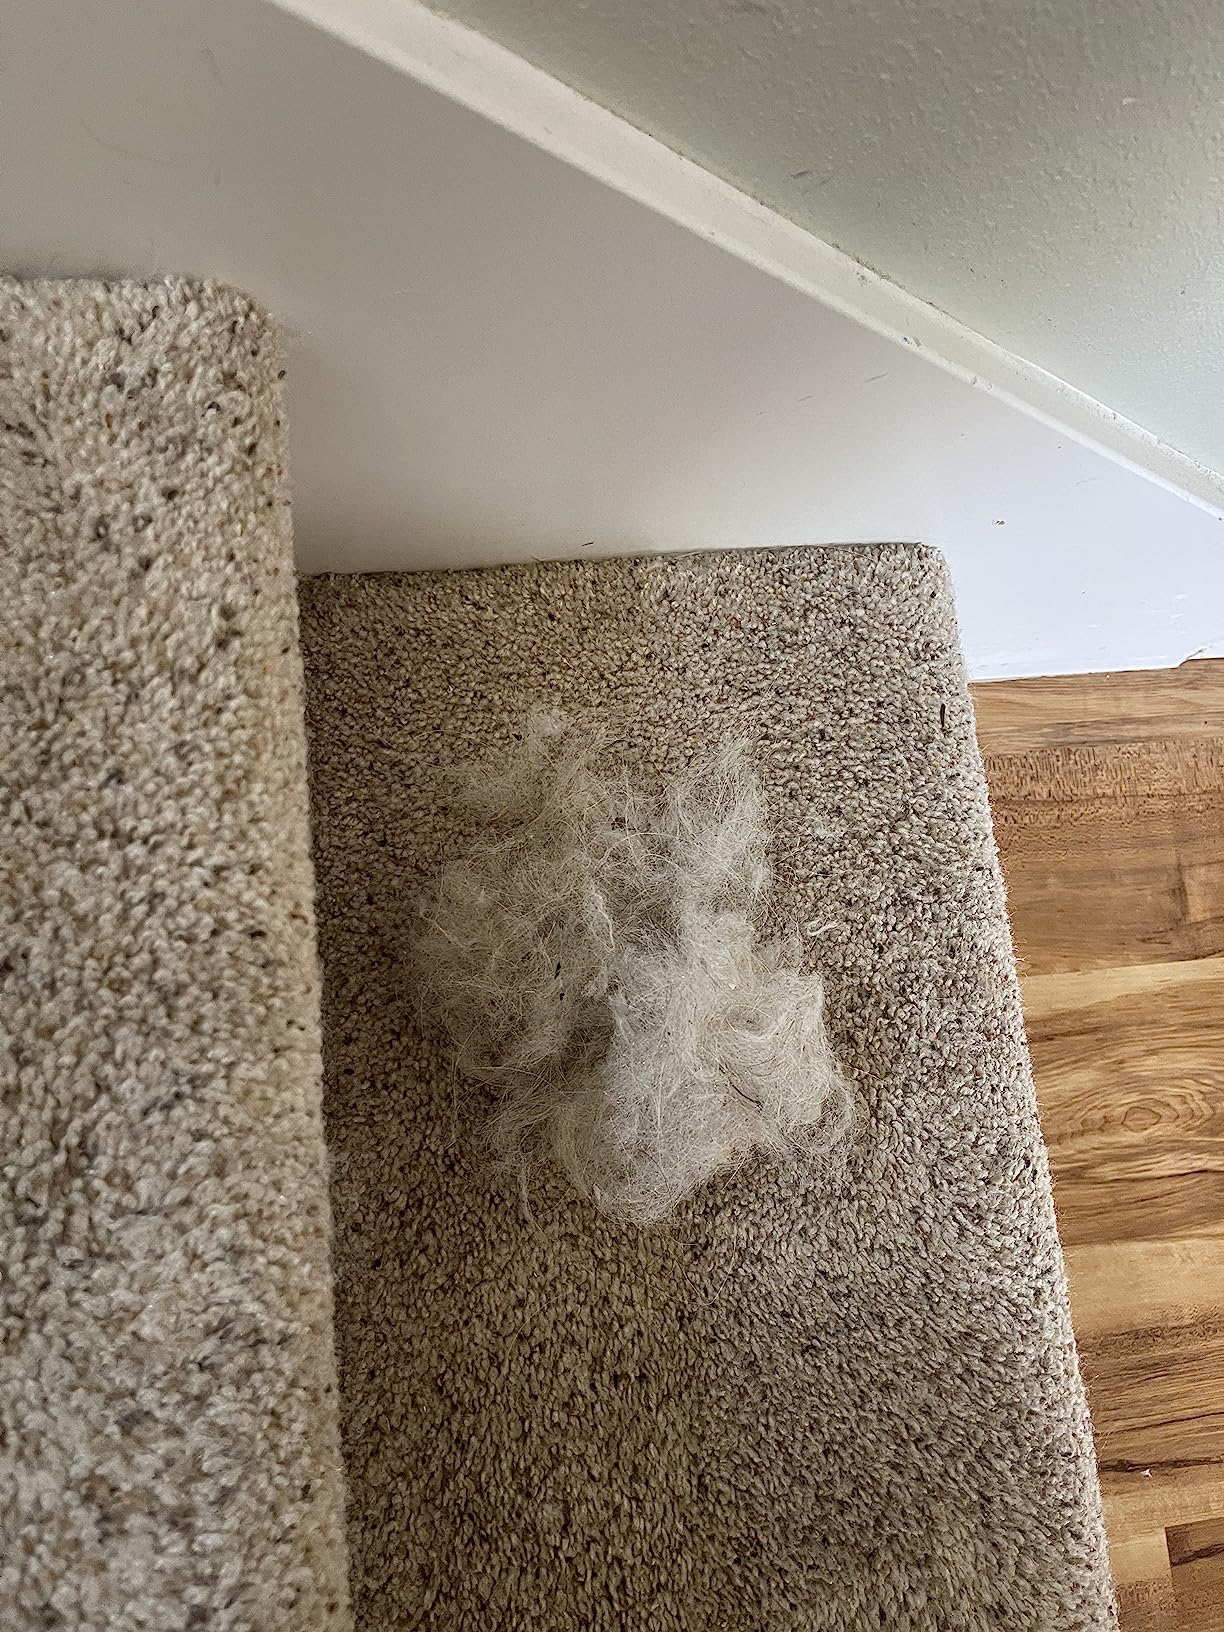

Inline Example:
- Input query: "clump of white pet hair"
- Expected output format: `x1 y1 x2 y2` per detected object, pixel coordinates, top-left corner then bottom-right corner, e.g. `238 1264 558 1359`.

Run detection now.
415 714 851 1224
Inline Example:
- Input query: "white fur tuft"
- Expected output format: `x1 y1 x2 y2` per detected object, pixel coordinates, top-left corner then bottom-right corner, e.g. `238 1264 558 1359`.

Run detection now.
415 715 851 1223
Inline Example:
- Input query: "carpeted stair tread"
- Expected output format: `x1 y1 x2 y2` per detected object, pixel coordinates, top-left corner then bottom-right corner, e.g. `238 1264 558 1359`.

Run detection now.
300 548 1115 1631
0 279 350 1632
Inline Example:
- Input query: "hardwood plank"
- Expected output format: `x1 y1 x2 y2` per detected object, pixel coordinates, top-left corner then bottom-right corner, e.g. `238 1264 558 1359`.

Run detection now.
972 658 1224 740
1022 956 1224 1017
1108 1530 1176 1632
1103 1462 1224 1545
1067 1240 1224 1481
1021 959 1224 1245
1080 1322 1224 1471
980 713 1224 753
1065 1240 1224 1338
984 746 1224 974
1168 1517 1224 1631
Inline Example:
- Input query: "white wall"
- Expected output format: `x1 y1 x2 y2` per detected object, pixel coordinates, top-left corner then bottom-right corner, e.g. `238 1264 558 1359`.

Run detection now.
428 0 1224 478
2 0 1222 678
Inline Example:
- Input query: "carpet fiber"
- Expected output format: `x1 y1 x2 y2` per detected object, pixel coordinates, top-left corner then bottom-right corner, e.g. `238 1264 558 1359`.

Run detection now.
300 548 1116 1630
1 280 350 1631
2 279 1113 1629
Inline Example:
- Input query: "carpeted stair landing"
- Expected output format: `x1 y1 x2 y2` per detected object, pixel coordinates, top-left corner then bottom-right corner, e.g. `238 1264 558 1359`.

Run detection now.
1 280 1116 1631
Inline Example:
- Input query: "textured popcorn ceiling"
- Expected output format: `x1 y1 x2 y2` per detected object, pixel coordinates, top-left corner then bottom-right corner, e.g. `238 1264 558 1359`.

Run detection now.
432 0 1224 472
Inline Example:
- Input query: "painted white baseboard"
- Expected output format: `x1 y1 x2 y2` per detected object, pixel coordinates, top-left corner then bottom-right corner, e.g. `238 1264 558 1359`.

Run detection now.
2 0 1221 676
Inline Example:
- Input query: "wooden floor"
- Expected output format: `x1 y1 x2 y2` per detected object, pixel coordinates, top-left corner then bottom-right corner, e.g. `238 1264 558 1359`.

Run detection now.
972 659 1224 1632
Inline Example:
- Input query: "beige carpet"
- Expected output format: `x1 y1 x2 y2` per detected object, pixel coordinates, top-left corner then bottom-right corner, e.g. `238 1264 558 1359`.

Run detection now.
2 280 1113 1629
0 280 349 1631
300 549 1117 1631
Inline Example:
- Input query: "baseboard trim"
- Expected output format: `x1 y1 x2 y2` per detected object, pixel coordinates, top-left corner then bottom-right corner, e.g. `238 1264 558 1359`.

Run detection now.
270 0 1224 519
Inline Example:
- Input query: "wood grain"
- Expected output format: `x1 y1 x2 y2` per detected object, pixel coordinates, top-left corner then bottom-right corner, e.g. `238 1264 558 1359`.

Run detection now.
1108 1530 1175 1632
974 657 1224 1631
1169 1517 1224 1630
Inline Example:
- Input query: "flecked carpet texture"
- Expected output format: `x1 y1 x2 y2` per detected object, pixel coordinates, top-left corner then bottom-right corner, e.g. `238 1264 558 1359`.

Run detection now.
300 548 1116 1631
0 281 350 1631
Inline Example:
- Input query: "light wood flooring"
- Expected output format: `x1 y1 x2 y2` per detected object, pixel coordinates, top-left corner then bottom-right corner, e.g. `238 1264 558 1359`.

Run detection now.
973 659 1224 1631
